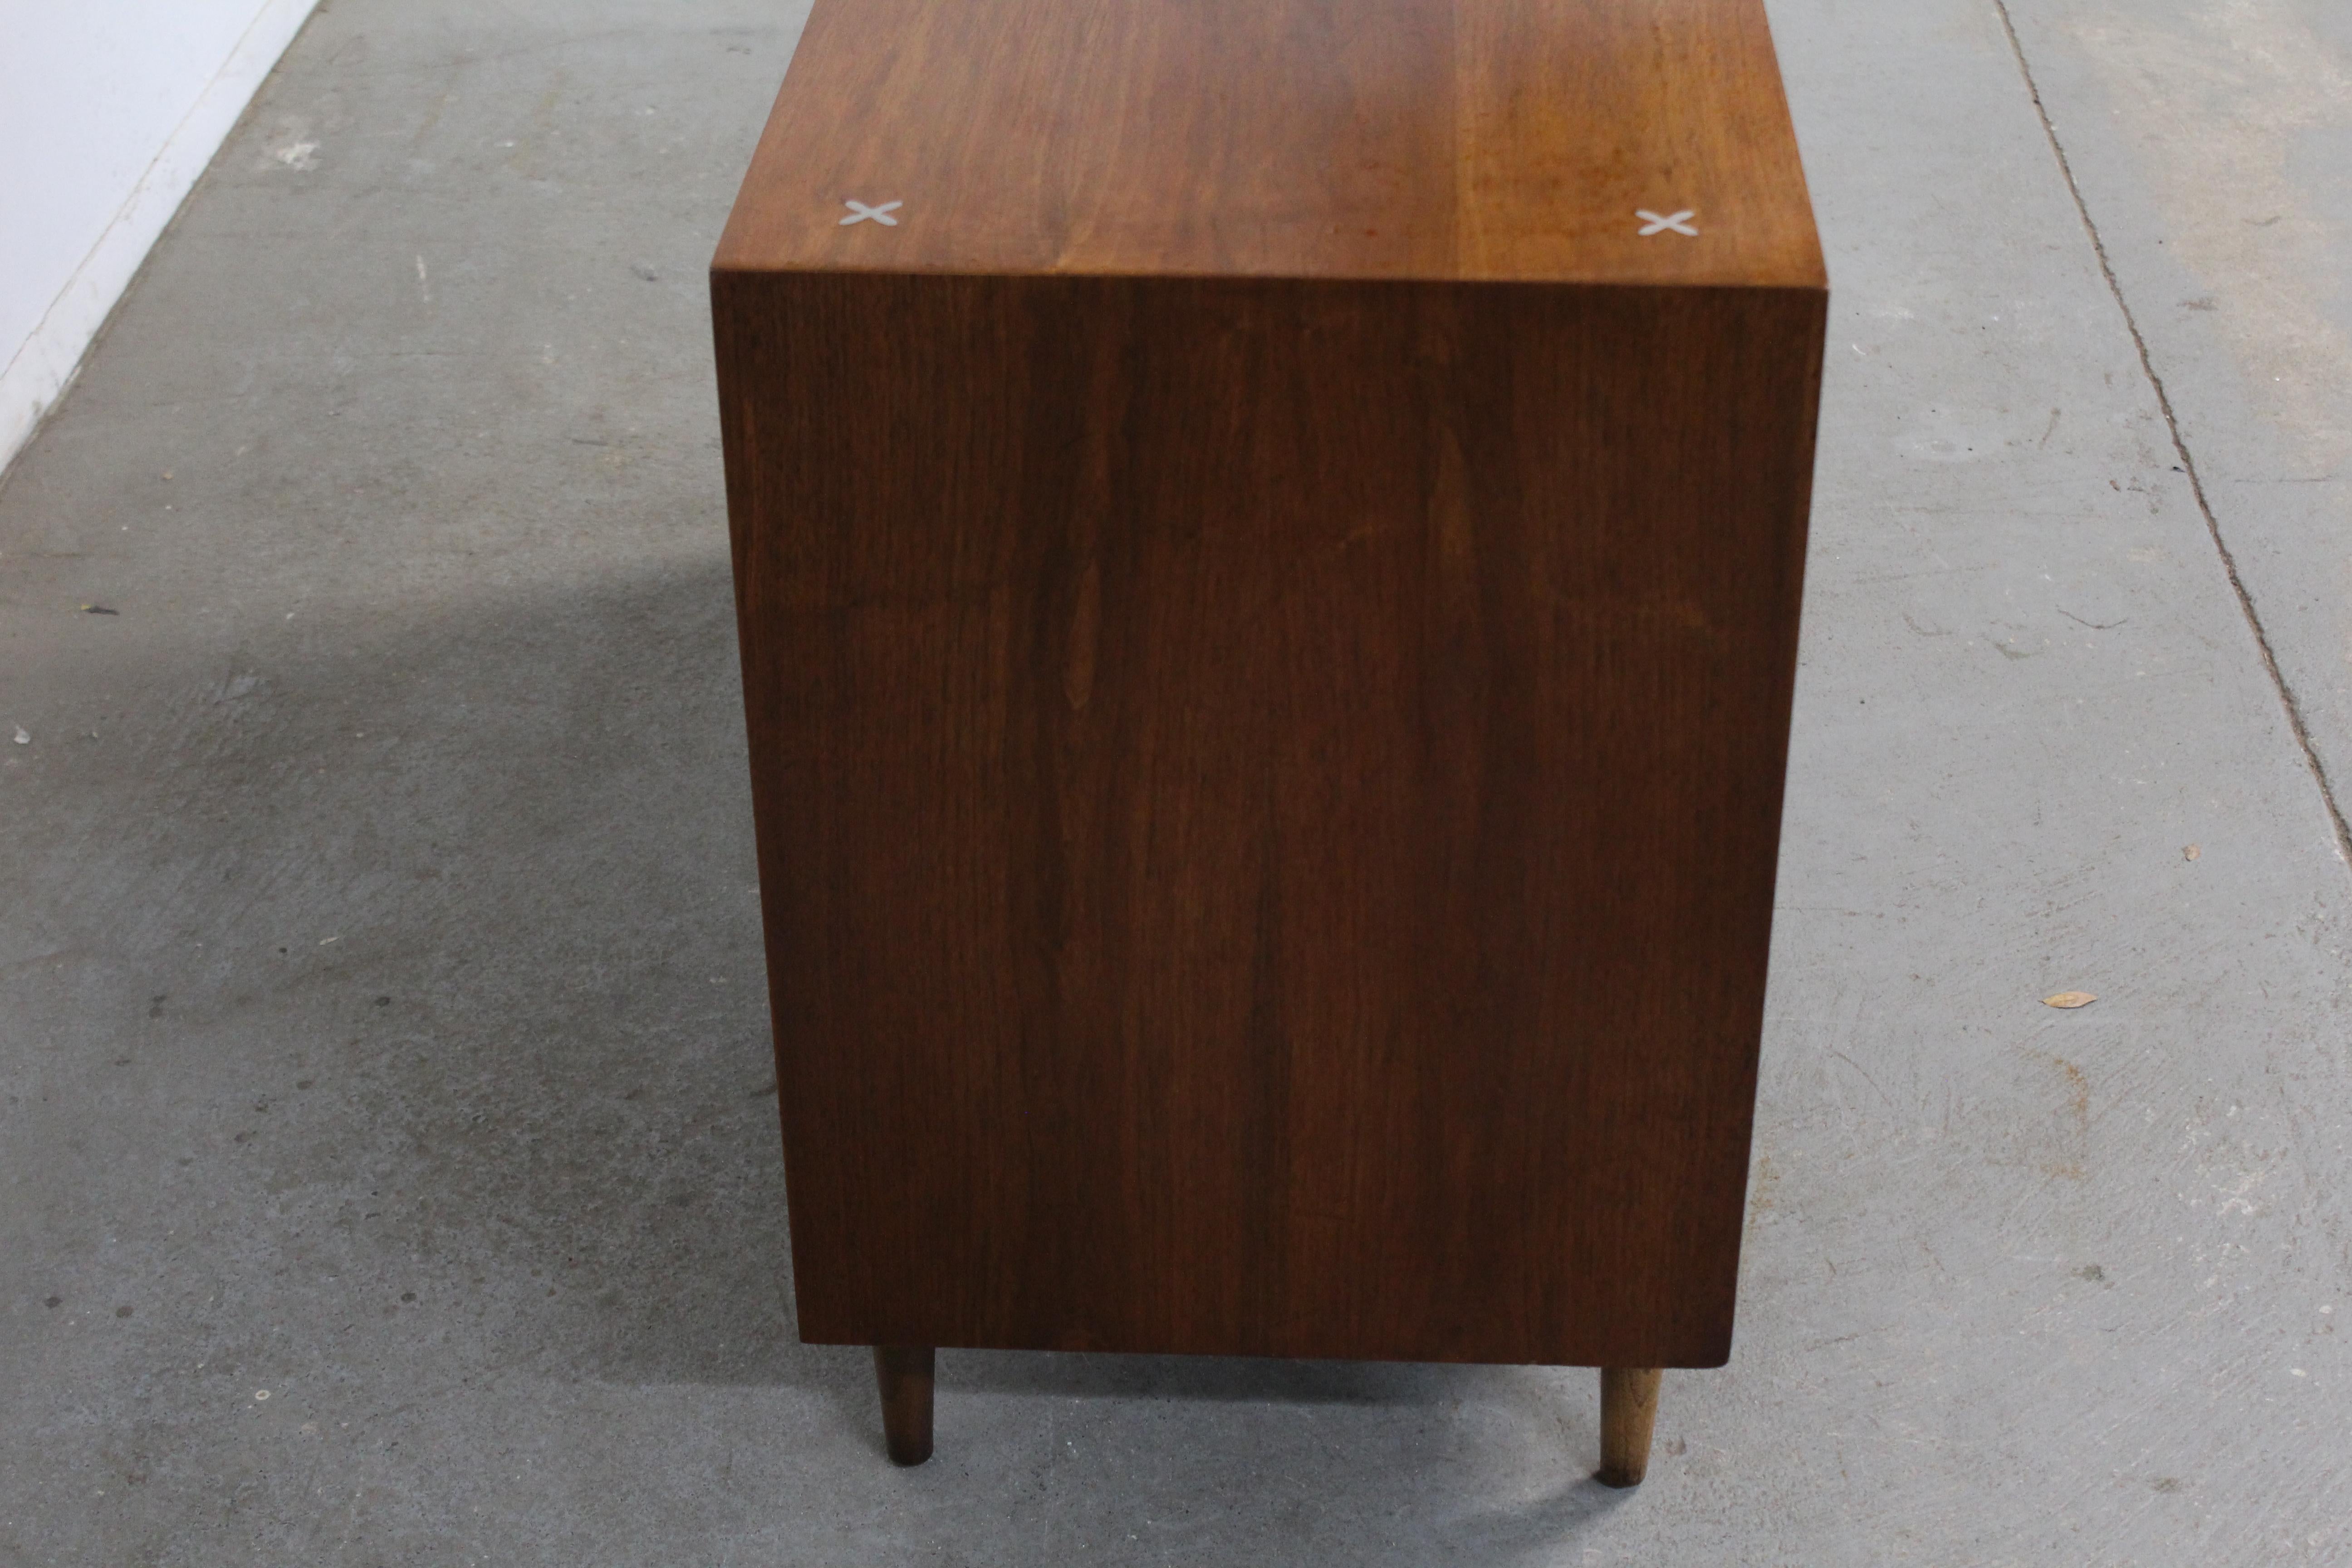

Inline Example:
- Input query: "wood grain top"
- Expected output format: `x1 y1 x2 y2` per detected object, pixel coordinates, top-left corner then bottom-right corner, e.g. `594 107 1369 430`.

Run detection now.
714 0 1824 287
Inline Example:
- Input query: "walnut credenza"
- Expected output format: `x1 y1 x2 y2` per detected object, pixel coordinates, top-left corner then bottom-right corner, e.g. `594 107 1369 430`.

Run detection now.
712 0 1824 1487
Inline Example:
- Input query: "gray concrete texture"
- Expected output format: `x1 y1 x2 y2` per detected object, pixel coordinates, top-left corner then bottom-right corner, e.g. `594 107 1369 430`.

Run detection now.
1 0 2347 1560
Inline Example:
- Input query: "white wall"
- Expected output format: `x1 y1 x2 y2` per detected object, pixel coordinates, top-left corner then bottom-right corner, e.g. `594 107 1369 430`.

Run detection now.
0 0 320 476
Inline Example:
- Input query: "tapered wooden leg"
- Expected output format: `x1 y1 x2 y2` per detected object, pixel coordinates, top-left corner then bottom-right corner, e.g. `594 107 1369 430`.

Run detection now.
1597 1367 1663 1488
873 1346 935 1466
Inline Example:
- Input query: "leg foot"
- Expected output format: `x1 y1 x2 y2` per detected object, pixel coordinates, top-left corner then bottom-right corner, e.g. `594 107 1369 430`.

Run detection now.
1597 1367 1662 1488
874 1345 935 1465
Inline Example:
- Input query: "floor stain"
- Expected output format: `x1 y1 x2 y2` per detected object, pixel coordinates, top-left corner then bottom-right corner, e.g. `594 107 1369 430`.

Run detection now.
2044 1055 2091 1179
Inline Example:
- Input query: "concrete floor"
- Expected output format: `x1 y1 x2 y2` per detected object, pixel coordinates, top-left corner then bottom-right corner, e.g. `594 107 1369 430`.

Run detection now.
3 0 2348 1561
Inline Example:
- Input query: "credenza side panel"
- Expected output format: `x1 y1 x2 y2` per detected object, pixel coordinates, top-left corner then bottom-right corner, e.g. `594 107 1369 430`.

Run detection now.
712 270 1824 1367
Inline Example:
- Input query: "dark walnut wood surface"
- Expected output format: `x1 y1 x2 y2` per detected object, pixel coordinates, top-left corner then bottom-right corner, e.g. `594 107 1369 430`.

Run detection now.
714 0 1825 1370
714 0 1822 287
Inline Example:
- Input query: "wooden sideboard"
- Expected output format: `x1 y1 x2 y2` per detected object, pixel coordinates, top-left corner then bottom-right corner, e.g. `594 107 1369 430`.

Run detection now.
713 0 1823 1488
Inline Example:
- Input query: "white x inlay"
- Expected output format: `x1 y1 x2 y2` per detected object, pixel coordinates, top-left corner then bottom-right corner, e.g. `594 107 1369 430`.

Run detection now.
1636 208 1699 237
840 199 903 227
